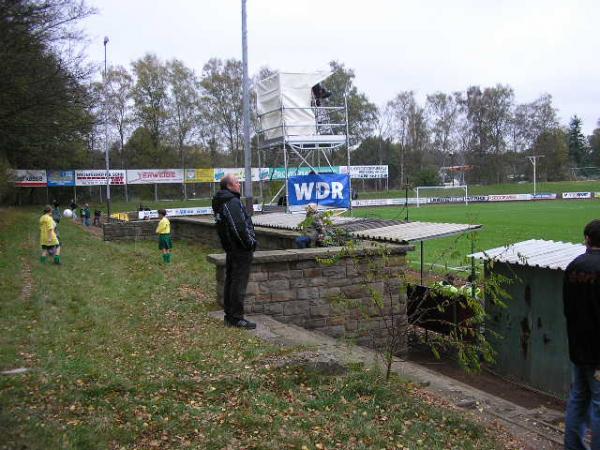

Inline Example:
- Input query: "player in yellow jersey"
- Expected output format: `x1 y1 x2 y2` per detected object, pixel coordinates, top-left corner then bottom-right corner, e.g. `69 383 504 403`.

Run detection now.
39 205 61 264
155 209 172 263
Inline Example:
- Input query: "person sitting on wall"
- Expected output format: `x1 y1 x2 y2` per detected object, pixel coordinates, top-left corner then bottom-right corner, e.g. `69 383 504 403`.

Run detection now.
296 203 327 249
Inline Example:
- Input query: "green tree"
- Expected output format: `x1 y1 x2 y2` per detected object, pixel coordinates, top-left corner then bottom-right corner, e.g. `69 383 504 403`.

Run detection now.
568 115 590 167
589 120 600 167
0 0 95 175
322 61 378 146
531 129 569 181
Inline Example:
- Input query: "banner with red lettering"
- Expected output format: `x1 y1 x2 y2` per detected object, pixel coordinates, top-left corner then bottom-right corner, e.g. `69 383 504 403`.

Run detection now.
126 169 184 184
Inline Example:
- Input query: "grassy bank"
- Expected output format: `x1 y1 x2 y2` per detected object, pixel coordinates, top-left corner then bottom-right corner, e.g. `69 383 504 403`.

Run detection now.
0 209 510 449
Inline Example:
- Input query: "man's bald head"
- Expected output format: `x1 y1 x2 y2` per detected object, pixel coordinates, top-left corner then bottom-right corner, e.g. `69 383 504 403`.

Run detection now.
220 174 241 194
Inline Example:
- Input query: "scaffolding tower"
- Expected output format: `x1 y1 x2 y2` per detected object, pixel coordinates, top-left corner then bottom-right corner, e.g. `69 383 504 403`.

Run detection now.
256 71 350 212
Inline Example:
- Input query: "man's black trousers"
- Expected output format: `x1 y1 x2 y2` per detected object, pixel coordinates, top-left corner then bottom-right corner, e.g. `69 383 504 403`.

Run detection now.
224 251 253 322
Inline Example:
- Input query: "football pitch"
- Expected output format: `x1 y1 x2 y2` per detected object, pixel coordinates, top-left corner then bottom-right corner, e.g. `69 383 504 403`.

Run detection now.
351 199 600 274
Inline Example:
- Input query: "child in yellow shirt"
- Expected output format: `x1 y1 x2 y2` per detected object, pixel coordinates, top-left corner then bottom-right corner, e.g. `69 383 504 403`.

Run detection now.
40 205 61 264
155 209 172 263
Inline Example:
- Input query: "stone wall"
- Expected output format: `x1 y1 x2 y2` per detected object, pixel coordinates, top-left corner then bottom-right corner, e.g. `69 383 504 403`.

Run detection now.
103 219 158 241
207 245 412 352
103 216 300 250
172 217 300 250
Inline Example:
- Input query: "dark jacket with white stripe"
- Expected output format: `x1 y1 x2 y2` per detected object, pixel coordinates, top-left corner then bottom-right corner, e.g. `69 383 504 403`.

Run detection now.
212 189 257 253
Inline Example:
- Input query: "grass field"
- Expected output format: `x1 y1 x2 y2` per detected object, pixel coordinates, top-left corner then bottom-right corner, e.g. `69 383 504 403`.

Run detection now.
80 180 600 217
352 199 600 273
0 209 508 449
358 180 600 199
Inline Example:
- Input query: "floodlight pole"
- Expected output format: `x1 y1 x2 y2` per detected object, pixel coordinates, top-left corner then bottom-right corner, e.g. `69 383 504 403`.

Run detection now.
241 0 253 213
344 94 352 213
527 155 544 195
103 36 111 220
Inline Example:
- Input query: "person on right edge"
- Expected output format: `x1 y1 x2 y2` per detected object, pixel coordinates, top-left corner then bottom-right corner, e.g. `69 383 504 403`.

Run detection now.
212 174 257 330
564 219 600 450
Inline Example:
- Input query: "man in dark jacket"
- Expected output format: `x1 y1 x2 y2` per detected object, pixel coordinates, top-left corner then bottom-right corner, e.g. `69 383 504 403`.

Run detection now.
212 174 257 329
563 219 600 450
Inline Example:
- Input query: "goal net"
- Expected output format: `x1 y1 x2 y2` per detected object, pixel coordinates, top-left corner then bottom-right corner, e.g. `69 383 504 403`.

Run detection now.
415 185 468 207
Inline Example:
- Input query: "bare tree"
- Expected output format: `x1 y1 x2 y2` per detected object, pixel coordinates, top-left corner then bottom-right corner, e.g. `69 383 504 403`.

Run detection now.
167 59 200 197
200 58 243 166
105 66 133 169
131 54 169 147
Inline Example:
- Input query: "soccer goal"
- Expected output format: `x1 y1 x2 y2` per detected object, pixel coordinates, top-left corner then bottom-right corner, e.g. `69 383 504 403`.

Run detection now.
415 185 468 207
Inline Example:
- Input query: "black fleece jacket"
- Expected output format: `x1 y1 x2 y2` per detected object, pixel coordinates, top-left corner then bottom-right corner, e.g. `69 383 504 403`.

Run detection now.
212 189 257 252
563 248 600 366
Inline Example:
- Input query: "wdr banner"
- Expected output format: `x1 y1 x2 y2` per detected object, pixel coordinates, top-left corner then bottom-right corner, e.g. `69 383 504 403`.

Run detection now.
287 174 350 208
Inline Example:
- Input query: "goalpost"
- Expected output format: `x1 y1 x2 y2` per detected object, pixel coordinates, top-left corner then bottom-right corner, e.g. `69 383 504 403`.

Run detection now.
415 185 468 207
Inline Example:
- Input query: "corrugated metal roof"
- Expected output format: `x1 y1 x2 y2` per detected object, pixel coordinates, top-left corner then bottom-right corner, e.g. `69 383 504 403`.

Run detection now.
469 239 585 271
253 213 481 243
252 212 361 231
351 222 481 243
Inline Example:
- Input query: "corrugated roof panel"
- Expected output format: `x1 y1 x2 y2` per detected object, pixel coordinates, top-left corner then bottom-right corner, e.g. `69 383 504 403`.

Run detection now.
351 221 481 243
252 212 362 231
469 239 585 271
252 214 481 243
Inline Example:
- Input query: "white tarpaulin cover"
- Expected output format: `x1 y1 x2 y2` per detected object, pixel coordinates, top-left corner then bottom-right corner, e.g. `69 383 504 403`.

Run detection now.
256 71 330 141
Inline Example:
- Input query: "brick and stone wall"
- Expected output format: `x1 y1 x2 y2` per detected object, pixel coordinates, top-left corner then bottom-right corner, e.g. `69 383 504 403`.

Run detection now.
207 245 412 353
103 216 300 250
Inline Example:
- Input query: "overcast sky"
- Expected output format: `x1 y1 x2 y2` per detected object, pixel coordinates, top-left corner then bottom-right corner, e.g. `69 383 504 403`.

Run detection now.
83 0 599 134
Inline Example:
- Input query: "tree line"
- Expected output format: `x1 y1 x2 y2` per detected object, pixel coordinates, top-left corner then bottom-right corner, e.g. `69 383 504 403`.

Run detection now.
2 0 600 201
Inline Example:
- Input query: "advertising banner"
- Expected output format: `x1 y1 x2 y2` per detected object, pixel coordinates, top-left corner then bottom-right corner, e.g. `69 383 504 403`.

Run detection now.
137 204 263 220
268 166 340 181
47 170 75 187
532 193 557 200
287 173 350 208
468 195 489 203
562 192 592 199
488 194 531 202
340 165 389 179
75 170 126 186
127 169 184 184
13 170 47 187
214 168 245 183
352 198 418 207
185 168 214 183
252 167 271 182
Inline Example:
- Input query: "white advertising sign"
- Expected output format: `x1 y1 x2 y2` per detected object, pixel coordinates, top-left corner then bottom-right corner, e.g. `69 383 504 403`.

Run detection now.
340 165 389 179
13 170 47 187
137 204 263 220
561 192 592 199
75 170 126 186
127 169 184 184
488 194 531 202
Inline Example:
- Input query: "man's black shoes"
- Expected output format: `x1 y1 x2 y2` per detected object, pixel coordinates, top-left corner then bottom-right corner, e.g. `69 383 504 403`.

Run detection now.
224 318 257 330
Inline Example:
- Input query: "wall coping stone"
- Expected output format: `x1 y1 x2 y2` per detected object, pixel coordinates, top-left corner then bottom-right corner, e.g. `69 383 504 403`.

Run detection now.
207 243 414 266
171 217 301 239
